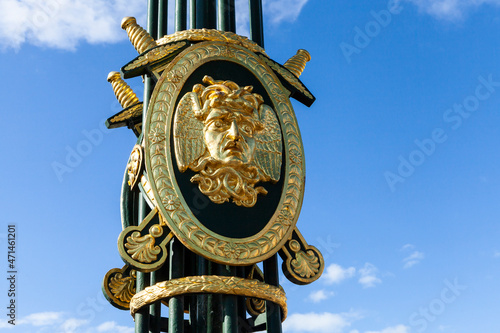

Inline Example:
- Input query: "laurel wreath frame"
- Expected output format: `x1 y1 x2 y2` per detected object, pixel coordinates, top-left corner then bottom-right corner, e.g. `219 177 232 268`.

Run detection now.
144 41 305 265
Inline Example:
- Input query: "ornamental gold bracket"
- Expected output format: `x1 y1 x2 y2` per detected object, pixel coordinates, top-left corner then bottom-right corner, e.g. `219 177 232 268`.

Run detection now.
118 207 174 272
102 264 136 310
278 227 324 285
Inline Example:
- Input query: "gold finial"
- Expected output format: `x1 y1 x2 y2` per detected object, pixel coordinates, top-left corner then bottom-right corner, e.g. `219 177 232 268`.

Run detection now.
121 16 157 54
107 71 140 109
283 49 311 78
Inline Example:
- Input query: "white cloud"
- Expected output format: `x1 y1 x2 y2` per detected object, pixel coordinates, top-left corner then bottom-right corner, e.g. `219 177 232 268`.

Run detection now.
97 321 134 333
402 250 424 269
0 0 146 51
18 311 64 326
0 0 310 50
324 263 356 284
283 312 359 333
235 0 309 37
365 324 410 333
358 263 381 288
400 244 414 251
263 0 309 24
60 318 89 333
403 0 500 20
308 289 335 303
4 311 133 333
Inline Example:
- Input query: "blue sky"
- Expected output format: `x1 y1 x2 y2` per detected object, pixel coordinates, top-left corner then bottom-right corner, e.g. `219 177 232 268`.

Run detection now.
1 0 500 332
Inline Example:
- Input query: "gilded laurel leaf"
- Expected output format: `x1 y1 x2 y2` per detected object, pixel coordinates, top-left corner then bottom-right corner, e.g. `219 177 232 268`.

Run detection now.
125 232 160 263
291 250 320 278
109 272 136 303
130 275 287 319
156 29 266 55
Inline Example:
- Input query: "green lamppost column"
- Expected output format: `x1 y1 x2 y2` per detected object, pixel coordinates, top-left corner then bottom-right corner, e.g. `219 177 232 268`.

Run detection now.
102 2 325 333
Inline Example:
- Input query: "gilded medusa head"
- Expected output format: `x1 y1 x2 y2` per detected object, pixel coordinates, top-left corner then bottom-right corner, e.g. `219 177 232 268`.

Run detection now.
173 76 282 207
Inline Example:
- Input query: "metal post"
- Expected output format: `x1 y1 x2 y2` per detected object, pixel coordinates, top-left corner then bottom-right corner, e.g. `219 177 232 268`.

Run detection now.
207 261 223 333
207 0 216 29
150 3 167 331
169 238 185 333
138 2 159 333
104 1 314 333
158 0 168 37
219 265 238 333
190 0 196 29
135 197 150 333
237 267 247 333
175 0 187 32
148 0 159 40
264 255 282 333
248 0 264 48
196 256 209 333
149 271 161 333
217 0 235 32
195 0 216 29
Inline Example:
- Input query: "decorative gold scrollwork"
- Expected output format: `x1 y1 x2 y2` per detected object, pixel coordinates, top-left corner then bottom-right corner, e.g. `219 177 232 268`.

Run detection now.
246 297 266 316
279 227 324 285
130 275 287 320
102 265 136 310
125 229 161 263
246 265 267 316
118 207 174 272
290 240 320 278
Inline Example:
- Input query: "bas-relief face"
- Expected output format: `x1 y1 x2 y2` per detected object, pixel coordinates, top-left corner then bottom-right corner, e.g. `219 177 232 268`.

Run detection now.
203 108 257 166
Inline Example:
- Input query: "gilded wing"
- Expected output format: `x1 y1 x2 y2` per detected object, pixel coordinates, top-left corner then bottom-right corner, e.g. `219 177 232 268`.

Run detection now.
173 92 205 172
254 104 282 182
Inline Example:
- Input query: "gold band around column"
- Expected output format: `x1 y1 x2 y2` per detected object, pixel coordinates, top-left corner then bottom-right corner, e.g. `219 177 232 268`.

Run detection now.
130 275 288 320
